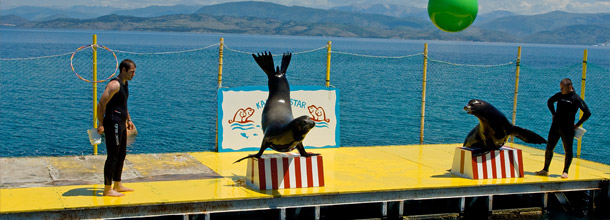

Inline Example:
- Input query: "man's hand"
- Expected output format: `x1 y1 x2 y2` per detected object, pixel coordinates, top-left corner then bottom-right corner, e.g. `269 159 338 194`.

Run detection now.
127 121 134 130
97 125 105 135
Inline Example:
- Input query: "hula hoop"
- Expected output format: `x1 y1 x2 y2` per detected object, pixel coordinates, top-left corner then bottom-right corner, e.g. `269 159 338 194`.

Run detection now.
70 44 119 83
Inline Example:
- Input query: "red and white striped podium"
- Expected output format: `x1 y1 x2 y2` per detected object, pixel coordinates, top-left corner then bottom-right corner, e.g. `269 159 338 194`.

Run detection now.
451 146 524 179
246 153 325 190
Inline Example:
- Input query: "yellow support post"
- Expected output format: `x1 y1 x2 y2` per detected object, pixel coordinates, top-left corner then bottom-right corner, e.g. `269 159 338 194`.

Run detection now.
420 43 428 145
92 35 98 155
216 38 224 152
326 41 332 87
218 38 224 89
511 46 521 144
577 49 587 158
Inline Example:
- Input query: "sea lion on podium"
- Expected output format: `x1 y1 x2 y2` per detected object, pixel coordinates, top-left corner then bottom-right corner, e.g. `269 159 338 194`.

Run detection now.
463 99 546 156
234 52 318 163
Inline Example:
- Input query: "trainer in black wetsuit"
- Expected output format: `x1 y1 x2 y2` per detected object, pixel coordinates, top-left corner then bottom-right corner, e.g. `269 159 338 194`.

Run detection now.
97 59 136 197
537 78 590 178
103 77 129 186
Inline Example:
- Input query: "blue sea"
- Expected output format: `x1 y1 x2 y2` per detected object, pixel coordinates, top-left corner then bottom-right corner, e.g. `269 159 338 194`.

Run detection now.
1 28 609 166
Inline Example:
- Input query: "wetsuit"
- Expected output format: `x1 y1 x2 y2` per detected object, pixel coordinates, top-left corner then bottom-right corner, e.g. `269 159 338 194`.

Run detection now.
103 78 129 186
543 91 590 174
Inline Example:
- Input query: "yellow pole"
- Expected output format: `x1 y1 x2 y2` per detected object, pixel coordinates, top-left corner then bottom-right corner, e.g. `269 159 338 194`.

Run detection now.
326 41 332 87
511 46 521 144
218 38 224 89
420 43 428 144
577 49 587 158
92 34 98 155
216 38 224 151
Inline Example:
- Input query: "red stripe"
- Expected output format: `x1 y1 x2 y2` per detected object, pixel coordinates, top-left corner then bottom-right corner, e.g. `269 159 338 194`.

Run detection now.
295 157 302 188
517 150 524 177
460 150 465 174
317 156 324 186
481 154 488 179
283 157 290 189
306 157 314 187
270 158 278 190
472 155 479 179
258 158 266 190
499 150 507 178
508 151 516 177
490 151 497 178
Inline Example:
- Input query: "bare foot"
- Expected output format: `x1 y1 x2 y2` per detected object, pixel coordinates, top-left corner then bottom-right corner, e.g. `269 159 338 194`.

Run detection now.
103 189 125 197
561 172 569 178
535 170 548 176
114 185 134 192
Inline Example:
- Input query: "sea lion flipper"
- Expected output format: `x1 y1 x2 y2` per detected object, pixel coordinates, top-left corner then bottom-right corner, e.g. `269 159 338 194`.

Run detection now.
233 141 269 163
252 52 275 76
296 142 319 157
233 154 257 164
280 53 291 75
510 126 547 144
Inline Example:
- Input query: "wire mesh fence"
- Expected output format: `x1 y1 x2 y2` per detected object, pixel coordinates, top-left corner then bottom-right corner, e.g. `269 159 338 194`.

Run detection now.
1 40 608 165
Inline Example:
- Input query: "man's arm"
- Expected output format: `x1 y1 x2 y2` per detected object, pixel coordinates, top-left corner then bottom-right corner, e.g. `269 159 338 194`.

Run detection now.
547 93 559 115
574 97 591 128
126 108 134 130
97 81 120 134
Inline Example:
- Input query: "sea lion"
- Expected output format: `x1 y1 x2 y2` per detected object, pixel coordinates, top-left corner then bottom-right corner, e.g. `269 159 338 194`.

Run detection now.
234 52 318 163
463 99 546 155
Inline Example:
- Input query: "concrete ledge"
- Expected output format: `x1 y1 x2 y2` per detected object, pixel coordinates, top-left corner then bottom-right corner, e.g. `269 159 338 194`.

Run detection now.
0 153 221 188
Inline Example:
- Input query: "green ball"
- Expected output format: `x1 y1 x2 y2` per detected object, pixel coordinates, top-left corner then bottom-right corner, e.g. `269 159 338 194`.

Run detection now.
428 0 478 32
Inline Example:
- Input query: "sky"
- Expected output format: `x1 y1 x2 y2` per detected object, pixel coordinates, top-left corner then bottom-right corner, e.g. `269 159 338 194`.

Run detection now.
1 0 610 14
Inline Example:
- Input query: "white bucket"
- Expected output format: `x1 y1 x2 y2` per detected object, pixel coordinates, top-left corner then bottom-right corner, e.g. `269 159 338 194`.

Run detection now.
87 128 102 145
574 127 587 139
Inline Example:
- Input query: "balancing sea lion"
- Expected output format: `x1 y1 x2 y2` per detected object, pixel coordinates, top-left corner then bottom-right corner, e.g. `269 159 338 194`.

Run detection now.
234 52 318 163
463 99 546 155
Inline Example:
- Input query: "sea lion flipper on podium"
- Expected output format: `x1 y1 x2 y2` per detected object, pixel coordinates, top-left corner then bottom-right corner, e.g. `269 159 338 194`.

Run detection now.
510 126 547 144
297 142 319 157
234 139 271 164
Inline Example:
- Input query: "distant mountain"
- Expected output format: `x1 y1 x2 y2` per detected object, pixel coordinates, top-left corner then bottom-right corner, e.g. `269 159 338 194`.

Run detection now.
480 11 610 38
16 14 419 38
0 15 29 26
195 1 429 30
0 5 199 20
473 10 516 25
14 12 515 42
0 6 109 20
2 2 609 45
525 24 610 45
331 4 428 19
113 5 203 17
64 6 120 16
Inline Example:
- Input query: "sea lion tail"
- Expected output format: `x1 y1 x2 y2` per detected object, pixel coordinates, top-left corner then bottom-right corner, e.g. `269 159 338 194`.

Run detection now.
252 51 275 76
233 154 256 164
510 126 547 144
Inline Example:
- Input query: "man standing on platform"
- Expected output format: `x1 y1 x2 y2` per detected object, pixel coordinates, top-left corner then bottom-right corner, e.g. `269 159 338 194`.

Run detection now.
536 78 591 179
97 59 136 197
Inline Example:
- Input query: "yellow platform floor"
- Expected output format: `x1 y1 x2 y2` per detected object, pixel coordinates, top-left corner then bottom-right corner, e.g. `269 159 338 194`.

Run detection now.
1 143 609 219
